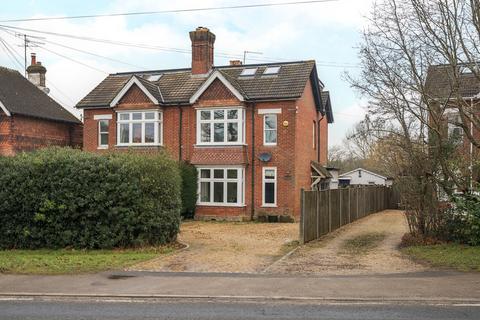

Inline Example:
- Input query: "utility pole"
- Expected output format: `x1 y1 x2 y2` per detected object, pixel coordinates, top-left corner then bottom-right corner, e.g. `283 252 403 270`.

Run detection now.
15 33 45 76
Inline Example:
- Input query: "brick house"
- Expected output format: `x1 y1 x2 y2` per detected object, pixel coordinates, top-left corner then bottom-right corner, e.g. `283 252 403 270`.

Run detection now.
0 54 82 156
76 27 334 221
425 64 480 189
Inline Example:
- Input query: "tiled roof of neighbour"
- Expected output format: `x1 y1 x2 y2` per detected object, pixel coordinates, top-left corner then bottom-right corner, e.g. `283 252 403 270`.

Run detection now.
425 65 480 99
321 91 334 123
76 60 322 108
0 67 80 123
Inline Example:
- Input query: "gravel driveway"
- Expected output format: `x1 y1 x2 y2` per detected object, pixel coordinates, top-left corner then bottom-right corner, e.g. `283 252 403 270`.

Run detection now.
130 221 298 273
268 210 426 275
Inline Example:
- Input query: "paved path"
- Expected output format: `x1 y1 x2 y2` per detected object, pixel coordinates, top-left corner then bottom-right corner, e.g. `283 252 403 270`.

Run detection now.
1 298 479 320
270 210 424 274
1 271 479 303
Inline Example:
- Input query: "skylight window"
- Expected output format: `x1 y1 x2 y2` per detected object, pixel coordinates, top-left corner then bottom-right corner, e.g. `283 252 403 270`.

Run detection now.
263 66 281 75
240 68 257 77
147 74 162 81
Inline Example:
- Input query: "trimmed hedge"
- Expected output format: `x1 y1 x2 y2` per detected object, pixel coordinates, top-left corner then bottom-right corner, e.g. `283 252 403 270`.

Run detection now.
180 162 197 219
0 148 181 249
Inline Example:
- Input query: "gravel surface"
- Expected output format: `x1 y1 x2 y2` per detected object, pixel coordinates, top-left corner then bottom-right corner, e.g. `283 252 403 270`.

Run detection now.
130 221 299 273
268 210 426 275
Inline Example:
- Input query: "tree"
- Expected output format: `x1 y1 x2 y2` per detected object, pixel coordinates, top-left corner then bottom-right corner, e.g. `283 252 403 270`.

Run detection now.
347 0 480 238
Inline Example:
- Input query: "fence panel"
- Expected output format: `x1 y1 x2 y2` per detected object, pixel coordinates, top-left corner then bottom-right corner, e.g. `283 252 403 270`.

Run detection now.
300 186 395 244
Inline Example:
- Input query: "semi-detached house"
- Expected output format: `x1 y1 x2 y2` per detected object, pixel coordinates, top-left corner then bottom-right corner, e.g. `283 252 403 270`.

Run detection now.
76 27 334 221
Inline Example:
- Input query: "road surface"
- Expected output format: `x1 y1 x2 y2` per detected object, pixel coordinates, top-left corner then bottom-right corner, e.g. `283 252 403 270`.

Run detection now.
0 298 479 320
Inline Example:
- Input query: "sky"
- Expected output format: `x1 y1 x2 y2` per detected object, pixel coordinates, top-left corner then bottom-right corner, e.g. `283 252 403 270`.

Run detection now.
0 0 372 146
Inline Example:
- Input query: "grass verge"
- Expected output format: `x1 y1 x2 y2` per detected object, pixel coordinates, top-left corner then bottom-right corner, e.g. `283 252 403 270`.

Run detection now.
0 246 177 275
402 244 480 272
341 232 387 255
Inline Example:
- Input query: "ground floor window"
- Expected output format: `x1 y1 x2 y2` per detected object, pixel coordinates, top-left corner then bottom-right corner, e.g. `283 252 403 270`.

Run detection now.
197 167 244 206
262 167 277 207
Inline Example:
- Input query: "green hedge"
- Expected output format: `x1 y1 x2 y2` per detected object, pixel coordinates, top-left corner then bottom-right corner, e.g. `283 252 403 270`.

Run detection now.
180 162 197 219
0 148 181 249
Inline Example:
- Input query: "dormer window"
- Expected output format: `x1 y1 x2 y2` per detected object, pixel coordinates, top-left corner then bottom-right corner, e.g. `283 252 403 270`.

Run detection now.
263 66 280 75
240 68 257 77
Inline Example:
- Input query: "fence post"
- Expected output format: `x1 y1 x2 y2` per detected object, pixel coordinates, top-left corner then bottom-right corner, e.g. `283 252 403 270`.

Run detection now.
315 190 319 240
339 188 343 226
328 188 332 232
300 188 305 245
348 187 351 224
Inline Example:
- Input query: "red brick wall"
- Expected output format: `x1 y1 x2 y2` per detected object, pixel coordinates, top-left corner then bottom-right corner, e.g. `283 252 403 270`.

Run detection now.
293 78 321 217
0 114 82 155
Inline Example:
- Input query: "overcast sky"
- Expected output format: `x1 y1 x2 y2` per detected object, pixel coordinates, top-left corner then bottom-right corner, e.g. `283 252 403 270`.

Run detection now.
0 0 373 146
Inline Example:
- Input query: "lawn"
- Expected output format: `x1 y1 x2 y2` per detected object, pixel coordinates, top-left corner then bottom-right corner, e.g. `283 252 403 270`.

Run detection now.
0 246 176 275
402 244 480 272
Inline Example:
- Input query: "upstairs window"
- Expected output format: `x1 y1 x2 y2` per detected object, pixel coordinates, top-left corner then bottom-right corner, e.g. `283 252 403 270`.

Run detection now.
197 108 244 145
263 114 277 145
447 112 463 143
117 111 163 146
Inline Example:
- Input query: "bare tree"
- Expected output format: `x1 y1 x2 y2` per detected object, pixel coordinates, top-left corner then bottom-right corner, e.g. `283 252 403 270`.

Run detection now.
347 0 480 237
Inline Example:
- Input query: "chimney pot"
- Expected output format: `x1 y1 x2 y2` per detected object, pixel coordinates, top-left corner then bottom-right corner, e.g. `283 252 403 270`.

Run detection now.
190 27 215 75
230 60 242 66
31 53 36 65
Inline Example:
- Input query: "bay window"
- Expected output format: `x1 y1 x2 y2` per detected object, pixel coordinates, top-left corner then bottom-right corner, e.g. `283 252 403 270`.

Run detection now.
198 167 244 206
117 111 162 146
197 108 244 145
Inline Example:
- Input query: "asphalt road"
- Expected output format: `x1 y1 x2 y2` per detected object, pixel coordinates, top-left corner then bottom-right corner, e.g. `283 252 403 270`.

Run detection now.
0 298 479 320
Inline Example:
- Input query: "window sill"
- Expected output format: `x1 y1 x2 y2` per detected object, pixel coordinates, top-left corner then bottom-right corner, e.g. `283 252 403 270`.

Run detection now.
261 204 277 208
263 144 277 147
97 146 109 150
194 144 247 148
197 203 246 208
115 144 163 147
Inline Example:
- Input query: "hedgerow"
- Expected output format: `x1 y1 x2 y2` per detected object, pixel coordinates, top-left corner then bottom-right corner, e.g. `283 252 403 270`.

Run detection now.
0 148 181 249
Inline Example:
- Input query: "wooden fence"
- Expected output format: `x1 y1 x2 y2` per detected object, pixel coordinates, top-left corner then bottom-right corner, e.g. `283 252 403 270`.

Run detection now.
299 186 397 244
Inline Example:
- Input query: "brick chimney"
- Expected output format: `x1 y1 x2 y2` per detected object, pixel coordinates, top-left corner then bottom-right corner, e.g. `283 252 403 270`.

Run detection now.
26 53 49 93
230 60 242 66
189 27 215 75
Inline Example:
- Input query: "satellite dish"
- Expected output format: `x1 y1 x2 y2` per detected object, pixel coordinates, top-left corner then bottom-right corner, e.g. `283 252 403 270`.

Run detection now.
258 152 272 162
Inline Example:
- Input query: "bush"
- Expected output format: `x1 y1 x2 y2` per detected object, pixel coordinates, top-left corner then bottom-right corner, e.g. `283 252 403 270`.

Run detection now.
445 190 480 246
180 162 197 219
0 148 181 249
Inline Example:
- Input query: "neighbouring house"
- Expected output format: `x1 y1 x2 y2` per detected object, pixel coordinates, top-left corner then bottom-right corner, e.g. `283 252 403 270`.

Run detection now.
338 168 393 188
76 27 334 221
425 64 480 189
0 54 82 156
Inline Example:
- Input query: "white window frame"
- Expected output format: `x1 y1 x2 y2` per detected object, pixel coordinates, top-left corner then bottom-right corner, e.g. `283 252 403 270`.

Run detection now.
197 166 245 207
98 119 109 149
116 110 163 146
263 114 277 146
196 107 245 146
262 167 277 207
447 112 463 142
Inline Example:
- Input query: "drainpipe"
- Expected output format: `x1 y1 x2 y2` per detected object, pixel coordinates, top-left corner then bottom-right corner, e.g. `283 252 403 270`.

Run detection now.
178 106 183 161
470 98 474 192
251 102 256 221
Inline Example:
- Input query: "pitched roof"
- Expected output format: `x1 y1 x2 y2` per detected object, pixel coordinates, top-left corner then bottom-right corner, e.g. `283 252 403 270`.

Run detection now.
76 61 327 111
339 168 388 180
0 67 80 123
321 91 334 123
425 64 480 99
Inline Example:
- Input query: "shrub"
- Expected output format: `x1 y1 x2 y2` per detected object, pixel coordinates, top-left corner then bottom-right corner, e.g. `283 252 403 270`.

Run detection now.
180 162 197 219
0 147 181 249
445 190 480 246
